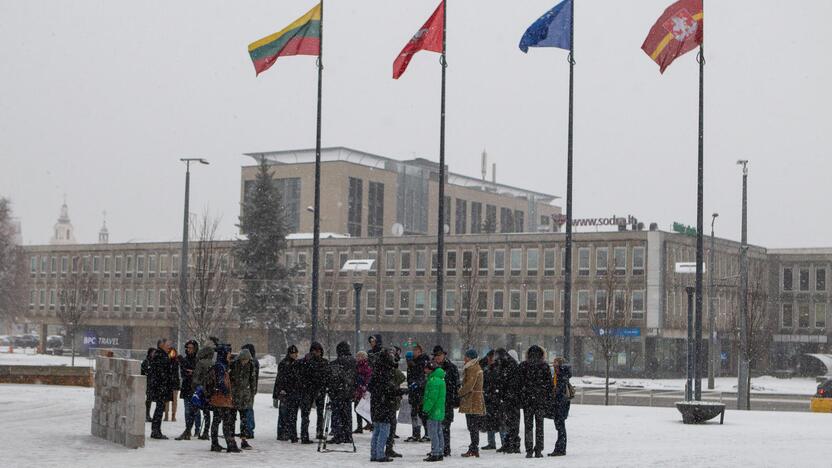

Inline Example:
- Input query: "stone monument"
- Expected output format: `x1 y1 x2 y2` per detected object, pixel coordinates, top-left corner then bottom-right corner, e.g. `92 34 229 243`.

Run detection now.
91 356 146 449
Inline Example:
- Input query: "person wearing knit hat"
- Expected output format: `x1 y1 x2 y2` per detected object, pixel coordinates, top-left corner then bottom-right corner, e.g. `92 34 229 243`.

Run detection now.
459 348 485 457
432 345 459 457
274 344 301 442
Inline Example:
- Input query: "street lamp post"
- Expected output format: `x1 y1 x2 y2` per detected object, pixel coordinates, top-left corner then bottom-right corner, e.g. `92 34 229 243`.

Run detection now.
737 160 750 410
341 259 374 355
685 286 695 401
708 212 719 390
178 158 209 354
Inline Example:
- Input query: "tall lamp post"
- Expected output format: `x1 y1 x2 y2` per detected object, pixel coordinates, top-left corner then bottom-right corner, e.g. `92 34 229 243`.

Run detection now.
737 159 750 410
340 259 375 354
708 212 719 390
178 158 209 354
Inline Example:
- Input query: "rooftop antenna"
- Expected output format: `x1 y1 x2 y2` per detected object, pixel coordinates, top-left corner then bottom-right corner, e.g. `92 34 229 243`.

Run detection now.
481 149 487 181
491 163 496 184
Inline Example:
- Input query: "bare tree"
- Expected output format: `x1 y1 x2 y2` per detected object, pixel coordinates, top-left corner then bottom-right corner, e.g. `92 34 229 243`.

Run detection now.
57 271 97 366
454 249 489 351
169 213 233 344
586 273 628 405
316 275 343 359
0 198 26 332
730 262 774 409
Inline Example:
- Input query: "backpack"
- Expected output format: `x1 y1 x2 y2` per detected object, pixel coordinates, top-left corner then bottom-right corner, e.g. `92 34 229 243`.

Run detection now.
567 382 576 400
191 386 208 409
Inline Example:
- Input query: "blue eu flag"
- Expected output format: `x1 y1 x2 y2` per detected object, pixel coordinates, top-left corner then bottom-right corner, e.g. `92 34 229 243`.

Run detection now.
519 0 573 53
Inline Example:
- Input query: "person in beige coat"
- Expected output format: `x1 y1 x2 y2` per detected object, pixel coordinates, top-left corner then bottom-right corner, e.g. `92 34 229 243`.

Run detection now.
459 349 485 457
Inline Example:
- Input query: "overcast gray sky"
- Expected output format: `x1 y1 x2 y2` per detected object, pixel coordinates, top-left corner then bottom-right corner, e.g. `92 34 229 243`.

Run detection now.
1 0 830 248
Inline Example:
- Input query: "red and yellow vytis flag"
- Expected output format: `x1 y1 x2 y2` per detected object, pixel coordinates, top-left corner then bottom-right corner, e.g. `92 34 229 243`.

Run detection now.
642 0 703 73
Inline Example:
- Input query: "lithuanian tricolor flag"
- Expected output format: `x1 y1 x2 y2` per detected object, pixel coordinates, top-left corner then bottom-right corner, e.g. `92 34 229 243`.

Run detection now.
248 3 322 76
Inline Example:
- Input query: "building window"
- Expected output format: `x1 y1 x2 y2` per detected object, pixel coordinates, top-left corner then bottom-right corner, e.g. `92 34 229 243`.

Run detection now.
347 177 363 237
485 204 497 233
385 251 397 276
510 290 521 319
500 208 513 233
147 289 155 308
338 290 348 315
30 256 37 274
815 303 826 329
113 290 121 310
61 256 69 273
478 250 489 276
798 304 810 328
368 181 384 237
543 290 555 319
384 290 395 316
71 256 79 273
29 289 36 306
415 250 426 276
632 247 645 275
325 252 335 273
400 251 411 276
446 250 457 276
614 247 627 275
782 303 793 327
148 254 157 275
399 290 410 316
125 289 133 308
297 252 308 276
527 248 539 276
366 290 377 315
339 252 349 275
596 247 608 276
510 248 522 276
632 290 645 320
596 290 608 319
324 290 334 314
614 290 626 318
783 267 793 291
92 256 100 273
493 290 504 319
799 268 810 291
527 290 538 319
136 255 145 276
476 291 488 318
159 254 167 273
50 256 57 275
494 249 505 276
414 290 426 316
544 248 556 276
470 202 482 234
817 268 826 291
514 210 524 232
136 289 144 308
443 196 451 233
577 290 589 318
100 289 108 307
455 199 467 234
578 248 590 276
445 290 456 316
430 290 437 316
431 251 438 276
462 250 473 275
159 290 167 308
125 255 133 276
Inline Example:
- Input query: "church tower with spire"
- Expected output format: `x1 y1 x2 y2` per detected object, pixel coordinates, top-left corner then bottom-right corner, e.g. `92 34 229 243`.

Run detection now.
50 198 77 245
98 211 109 244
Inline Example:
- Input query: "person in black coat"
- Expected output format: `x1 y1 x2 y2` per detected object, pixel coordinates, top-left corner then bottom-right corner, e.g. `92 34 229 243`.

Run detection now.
367 334 384 367
494 348 521 454
518 345 554 458
175 340 200 440
147 338 174 439
274 345 300 442
432 345 459 457
405 344 430 442
298 342 330 443
141 348 155 422
368 348 406 462
479 350 501 450
328 341 357 444
548 357 571 457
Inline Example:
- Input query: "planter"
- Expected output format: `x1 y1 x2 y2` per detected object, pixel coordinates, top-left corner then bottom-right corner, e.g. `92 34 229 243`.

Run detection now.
675 401 726 424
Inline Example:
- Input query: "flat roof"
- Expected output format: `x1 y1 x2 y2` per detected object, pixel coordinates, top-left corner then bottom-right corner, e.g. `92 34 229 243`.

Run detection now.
243 146 559 204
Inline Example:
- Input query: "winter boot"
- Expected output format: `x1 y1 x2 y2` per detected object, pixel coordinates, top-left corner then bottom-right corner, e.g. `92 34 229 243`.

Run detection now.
461 450 479 458
385 449 402 458
210 443 224 452
226 440 242 453
199 426 210 440
174 430 191 441
241 440 252 450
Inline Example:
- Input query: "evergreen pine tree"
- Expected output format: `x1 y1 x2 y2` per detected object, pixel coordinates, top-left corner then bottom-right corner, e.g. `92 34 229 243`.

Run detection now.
234 160 304 349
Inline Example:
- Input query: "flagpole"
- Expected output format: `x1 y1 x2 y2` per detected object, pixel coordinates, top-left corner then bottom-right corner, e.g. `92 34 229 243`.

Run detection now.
435 0 447 347
562 0 575 364
310 0 324 343
694 36 704 401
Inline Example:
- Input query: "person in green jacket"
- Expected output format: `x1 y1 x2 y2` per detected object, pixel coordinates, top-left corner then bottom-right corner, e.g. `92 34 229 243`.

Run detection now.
422 362 446 462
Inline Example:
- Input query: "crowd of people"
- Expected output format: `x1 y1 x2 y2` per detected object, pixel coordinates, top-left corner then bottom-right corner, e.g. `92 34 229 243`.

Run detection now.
272 334 573 463
140 333 572 462
141 337 260 452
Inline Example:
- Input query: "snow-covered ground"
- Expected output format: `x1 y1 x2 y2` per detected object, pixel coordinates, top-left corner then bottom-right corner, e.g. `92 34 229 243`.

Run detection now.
577 375 820 395
0 384 830 467
0 348 95 367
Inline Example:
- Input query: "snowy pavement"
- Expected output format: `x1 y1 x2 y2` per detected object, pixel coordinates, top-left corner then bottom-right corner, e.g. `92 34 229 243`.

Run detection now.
577 375 820 395
0 384 830 467
0 348 95 367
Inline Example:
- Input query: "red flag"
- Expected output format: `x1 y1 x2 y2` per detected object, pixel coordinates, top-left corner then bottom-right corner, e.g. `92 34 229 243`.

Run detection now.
393 1 444 79
642 0 703 73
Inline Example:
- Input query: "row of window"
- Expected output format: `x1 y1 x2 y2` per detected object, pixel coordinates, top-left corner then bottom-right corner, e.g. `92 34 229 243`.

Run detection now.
29 253 185 276
781 303 827 329
315 245 646 277
29 287 174 309
322 287 645 320
782 266 826 292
